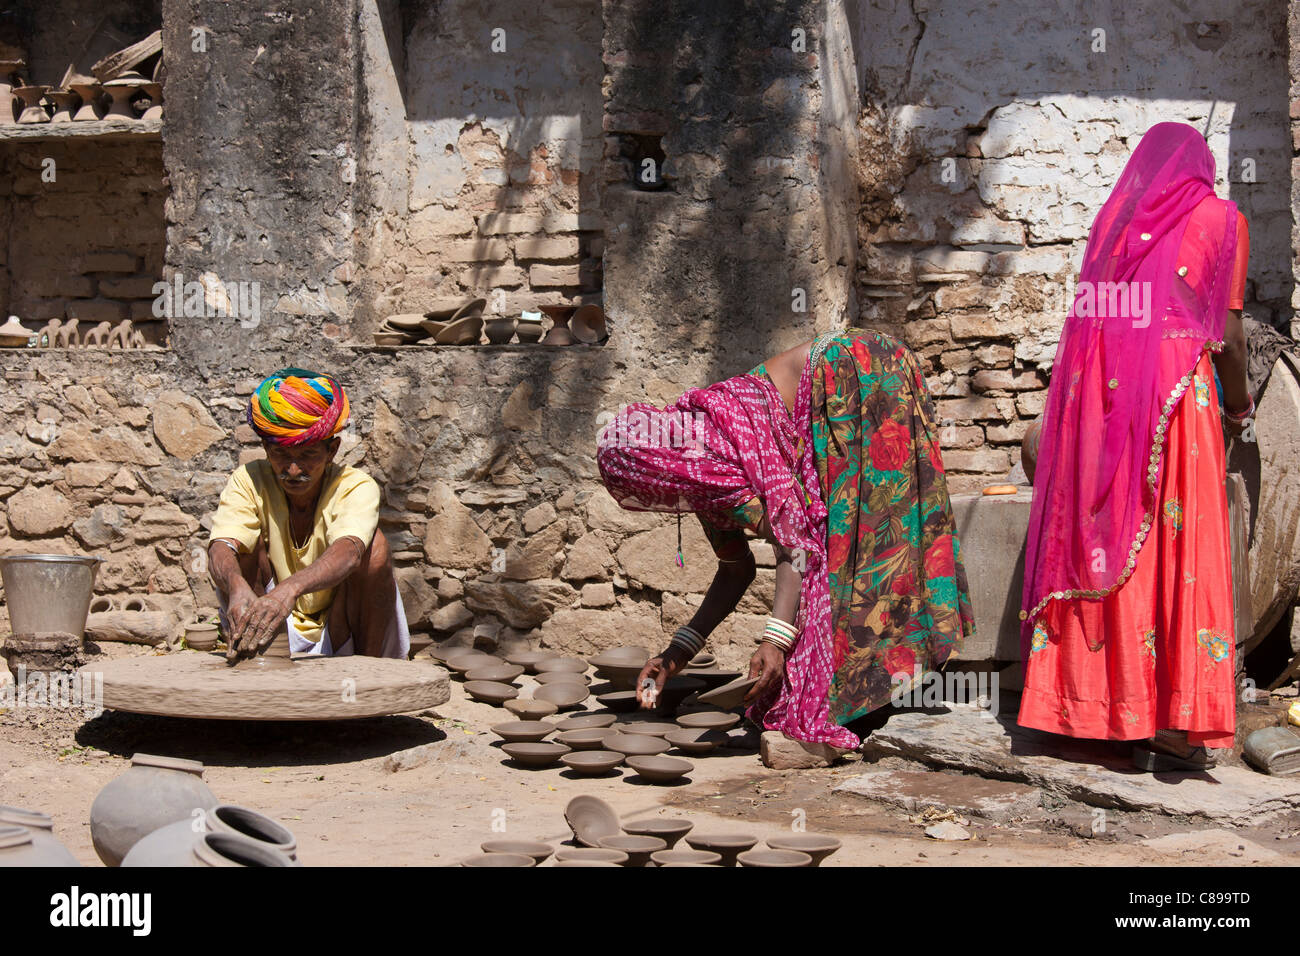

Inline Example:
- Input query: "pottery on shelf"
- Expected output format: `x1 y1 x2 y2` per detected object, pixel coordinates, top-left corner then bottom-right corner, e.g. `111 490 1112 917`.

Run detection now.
484 317 517 344
696 675 758 710
553 713 617 732
90 753 219 867
373 332 409 346
464 662 524 684
102 76 144 120
675 710 740 732
81 321 113 347
490 720 555 744
514 317 544 343
738 848 813 867
0 62 21 123
625 755 693 784
623 817 693 848
434 314 484 345
12 85 49 123
123 804 299 865
765 834 842 867
45 89 77 122
570 303 607 344
384 313 427 332
481 839 552 864
0 806 79 866
503 698 558 720
650 848 721 866
556 728 613 751
425 296 486 322
563 794 620 847
534 656 586 675
684 832 758 866
460 852 534 867
184 622 219 652
139 82 162 120
538 305 576 345
553 846 627 865
597 834 666 866
560 750 625 776
602 733 671 758
664 727 728 755
503 649 558 672
68 81 103 120
500 741 570 768
534 682 589 710
0 315 32 348
463 680 519 705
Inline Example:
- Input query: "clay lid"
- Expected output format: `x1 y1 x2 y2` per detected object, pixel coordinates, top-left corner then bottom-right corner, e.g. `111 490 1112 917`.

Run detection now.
130 753 205 776
0 825 33 850
0 805 53 831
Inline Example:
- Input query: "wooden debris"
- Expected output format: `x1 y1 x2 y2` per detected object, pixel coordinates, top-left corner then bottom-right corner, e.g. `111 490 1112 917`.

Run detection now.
91 30 161 82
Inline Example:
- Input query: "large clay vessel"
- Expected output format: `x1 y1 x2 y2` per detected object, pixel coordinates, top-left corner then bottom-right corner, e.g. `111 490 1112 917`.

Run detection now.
90 754 218 866
0 825 79 866
0 806 79 865
122 830 295 867
124 804 298 865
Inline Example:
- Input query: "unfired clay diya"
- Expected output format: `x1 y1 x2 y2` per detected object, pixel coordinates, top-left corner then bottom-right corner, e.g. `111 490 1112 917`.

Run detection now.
461 853 534 867
464 680 518 705
685 832 759 866
765 834 841 866
465 662 523 683
534 670 590 685
504 698 558 720
501 741 570 767
82 651 449 721
504 649 558 672
603 733 670 757
597 834 666 866
481 840 552 864
738 848 813 867
625 755 693 784
675 711 739 731
623 817 693 848
535 656 586 675
651 848 721 866
563 795 619 847
664 727 727 755
534 682 588 710
619 721 679 738
491 720 555 744
553 846 627 865
560 750 624 776
554 713 616 732
556 728 612 750
696 675 758 709
596 690 639 712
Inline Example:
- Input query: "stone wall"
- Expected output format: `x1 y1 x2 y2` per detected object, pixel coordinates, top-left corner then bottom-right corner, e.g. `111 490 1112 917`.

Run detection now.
854 0 1291 493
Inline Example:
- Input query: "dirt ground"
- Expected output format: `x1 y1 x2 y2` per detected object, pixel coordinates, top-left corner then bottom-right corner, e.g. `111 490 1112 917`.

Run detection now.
2 641 1298 867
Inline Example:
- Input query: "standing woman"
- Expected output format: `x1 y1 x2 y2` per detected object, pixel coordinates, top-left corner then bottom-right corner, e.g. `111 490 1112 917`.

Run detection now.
1018 123 1252 769
596 328 975 755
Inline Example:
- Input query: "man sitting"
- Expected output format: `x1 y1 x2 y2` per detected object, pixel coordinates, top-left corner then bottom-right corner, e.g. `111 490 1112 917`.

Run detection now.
207 367 409 661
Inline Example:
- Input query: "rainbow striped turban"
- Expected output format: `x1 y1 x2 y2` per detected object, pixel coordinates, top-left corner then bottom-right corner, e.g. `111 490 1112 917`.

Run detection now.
248 367 351 446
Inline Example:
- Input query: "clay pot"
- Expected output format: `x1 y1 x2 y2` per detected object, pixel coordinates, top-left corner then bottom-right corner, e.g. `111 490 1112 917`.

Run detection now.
0 806 79 865
90 754 218 866
1022 418 1043 485
460 852 534 867
738 848 813 867
619 721 679 738
556 728 613 751
464 680 519 705
0 315 32 348
696 675 758 709
123 830 293 867
625 755 693 784
0 825 78 866
503 698 558 720
503 649 558 673
553 846 627 865
597 834 666 866
675 710 740 732
490 720 555 744
45 89 77 122
623 817 693 848
765 834 841 866
484 317 516 344
570 304 607 344
596 690 639 713
68 82 103 120
554 713 617 732
563 795 619 847
534 682 588 710
481 840 552 864
123 805 299 865
534 656 586 675
603 733 670 757
538 305 577 346
464 662 523 684
684 832 758 866
650 848 722 866
501 741 570 768
664 727 727 755
560 750 624 776
184 622 219 652
102 77 143 120
12 86 49 123
514 317 544 343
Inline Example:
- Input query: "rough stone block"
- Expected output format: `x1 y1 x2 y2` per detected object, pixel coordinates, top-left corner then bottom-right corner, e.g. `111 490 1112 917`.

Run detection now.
514 237 581 260
759 731 846 769
79 251 139 273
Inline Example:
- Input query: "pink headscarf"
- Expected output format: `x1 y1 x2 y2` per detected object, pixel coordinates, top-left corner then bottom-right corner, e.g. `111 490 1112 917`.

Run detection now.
1021 122 1238 654
597 358 858 749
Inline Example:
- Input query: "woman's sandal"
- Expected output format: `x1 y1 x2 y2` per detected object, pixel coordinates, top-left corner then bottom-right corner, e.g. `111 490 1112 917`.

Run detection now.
1132 732 1217 772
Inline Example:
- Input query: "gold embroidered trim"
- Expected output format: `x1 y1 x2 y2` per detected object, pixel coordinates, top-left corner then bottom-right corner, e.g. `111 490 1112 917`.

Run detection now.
1019 354 1204 626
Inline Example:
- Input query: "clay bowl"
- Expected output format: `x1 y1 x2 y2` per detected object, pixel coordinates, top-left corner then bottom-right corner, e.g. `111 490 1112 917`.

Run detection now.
560 750 624 776
618 721 679 738
534 682 589 710
556 728 614 751
602 733 670 758
595 690 640 713
675 710 740 732
570 303 607 344
481 840 553 864
765 834 842 867
464 680 519 705
625 755 693 784
597 834 666 867
554 713 617 732
553 859 620 867
504 698 559 720
623 818 694 848
590 659 644 689
504 649 558 673
534 670 590 686
444 652 498 675
563 795 620 848
657 676 707 712
417 319 447 340
680 667 743 691
535 656 587 675
664 727 728 755
460 853 535 867
696 675 758 709
490 720 555 744
650 848 721 866
373 332 411 346
500 741 571 768
464 662 524 684
434 315 483 345
428 642 473 663
738 848 814 868
685 832 759 867
383 313 427 331
553 846 627 865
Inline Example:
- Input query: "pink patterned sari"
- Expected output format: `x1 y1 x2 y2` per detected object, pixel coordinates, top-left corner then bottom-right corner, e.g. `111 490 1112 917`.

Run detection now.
597 350 858 749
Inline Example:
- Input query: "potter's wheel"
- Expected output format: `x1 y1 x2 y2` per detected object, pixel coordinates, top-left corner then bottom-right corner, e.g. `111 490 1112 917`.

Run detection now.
81 653 451 720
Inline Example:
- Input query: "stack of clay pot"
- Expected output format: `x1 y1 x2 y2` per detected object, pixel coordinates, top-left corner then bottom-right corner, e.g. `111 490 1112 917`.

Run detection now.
536 302 607 346
30 317 146 349
373 297 486 346
90 753 301 867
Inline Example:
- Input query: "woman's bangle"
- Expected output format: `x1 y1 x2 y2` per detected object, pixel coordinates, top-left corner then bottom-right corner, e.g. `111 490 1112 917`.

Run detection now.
669 625 705 657
1224 395 1255 423
761 616 797 652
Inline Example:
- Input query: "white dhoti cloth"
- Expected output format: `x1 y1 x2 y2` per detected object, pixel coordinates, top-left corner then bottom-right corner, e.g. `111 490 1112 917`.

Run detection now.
218 580 410 659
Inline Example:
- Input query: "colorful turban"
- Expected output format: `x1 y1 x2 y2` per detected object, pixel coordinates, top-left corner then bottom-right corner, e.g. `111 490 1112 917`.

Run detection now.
248 367 350 446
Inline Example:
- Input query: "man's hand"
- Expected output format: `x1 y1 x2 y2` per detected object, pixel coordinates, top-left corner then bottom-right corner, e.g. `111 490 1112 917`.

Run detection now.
634 644 691 709
745 642 786 704
226 587 295 663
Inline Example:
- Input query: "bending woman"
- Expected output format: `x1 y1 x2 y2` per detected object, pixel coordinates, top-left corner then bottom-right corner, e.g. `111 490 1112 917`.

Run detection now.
1018 122 1251 770
596 328 975 754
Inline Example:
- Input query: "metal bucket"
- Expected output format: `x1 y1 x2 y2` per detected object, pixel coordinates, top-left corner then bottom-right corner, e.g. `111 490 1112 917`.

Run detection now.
0 554 103 638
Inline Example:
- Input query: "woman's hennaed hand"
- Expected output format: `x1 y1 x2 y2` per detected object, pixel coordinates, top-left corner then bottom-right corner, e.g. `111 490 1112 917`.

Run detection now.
746 643 786 704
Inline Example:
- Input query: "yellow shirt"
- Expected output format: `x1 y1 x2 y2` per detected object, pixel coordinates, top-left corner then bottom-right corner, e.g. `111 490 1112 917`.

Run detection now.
209 460 381 643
